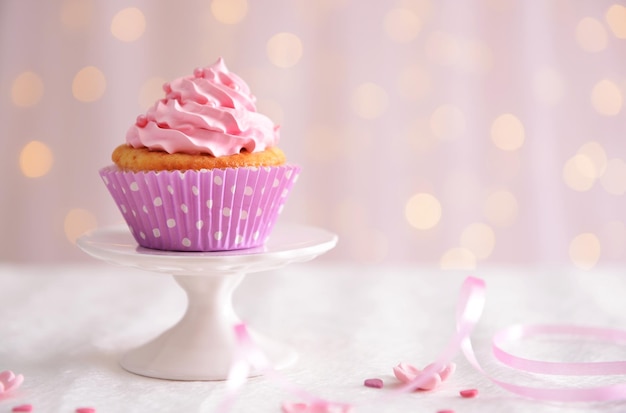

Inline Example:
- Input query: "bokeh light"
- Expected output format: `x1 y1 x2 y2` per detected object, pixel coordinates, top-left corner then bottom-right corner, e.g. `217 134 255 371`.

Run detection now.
569 233 601 270
406 118 437 155
396 63 431 101
440 247 476 270
305 124 345 161
430 104 466 140
576 17 608 52
64 208 98 244
11 71 44 108
383 8 422 43
398 0 433 20
599 158 626 195
425 31 460 66
577 141 607 178
606 4 626 39
60 0 93 30
484 190 518 227
405 193 442 230
563 154 596 191
211 0 248 24
460 222 495 260
490 113 525 151
591 79 623 116
351 82 388 119
139 76 167 109
19 141 54 178
460 39 494 73
110 7 146 42
266 32 303 68
72 66 106 102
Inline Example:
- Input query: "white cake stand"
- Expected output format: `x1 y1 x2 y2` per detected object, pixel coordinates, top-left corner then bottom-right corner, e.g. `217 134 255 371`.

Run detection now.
77 223 338 381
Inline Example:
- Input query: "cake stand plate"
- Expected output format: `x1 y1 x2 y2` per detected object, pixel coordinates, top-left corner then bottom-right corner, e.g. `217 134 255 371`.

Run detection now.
77 223 338 381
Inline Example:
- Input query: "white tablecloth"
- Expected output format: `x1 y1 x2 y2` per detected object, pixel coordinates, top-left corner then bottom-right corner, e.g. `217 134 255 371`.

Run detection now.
1 262 625 412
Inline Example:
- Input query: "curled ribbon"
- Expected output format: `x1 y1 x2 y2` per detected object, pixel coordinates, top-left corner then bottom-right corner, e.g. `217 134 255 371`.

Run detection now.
221 276 626 411
456 277 626 402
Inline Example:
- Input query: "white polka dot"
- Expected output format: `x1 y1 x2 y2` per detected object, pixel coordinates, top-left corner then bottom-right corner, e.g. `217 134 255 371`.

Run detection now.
120 204 127 213
196 220 204 229
214 231 223 240
130 182 139 191
261 188 266 195
192 186 199 195
102 176 109 185
253 231 260 240
214 176 223 185
257 208 263 217
281 189 288 197
131 210 137 217
206 199 213 209
293 173 299 183
285 170 293 179
244 186 253 196
230 185 237 194
121 187 126 194
222 207 231 217
181 204 188 213
167 185 174 194
264 166 271 172
139 231 146 239
240 210 248 220
278 204 285 214
142 205 148 213
153 197 163 206
235 235 244 244
182 238 191 247
167 218 176 228
273 178 280 187
153 228 161 237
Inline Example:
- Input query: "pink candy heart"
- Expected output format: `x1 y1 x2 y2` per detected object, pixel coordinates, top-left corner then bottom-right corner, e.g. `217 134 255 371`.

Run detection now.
0 371 24 394
392 362 456 391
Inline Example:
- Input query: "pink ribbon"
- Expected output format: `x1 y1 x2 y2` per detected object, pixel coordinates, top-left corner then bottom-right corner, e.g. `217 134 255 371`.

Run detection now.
221 276 626 411
455 276 626 402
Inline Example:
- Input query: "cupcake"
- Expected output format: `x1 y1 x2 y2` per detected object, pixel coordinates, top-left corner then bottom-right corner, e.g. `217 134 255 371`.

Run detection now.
100 58 300 251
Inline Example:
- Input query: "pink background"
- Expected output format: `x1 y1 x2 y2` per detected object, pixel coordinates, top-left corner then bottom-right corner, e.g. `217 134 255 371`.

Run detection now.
1 0 625 269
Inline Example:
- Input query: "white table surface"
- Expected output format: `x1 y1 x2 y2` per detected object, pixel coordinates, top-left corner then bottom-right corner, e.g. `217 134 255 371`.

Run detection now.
0 261 625 413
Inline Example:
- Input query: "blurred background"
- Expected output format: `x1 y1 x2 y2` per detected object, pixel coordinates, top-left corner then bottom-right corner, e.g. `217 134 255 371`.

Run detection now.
1 0 625 269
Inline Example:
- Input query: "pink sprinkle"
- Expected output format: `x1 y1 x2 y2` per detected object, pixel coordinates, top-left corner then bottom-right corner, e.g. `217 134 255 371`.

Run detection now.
460 388 479 398
75 408 96 413
135 115 148 127
363 378 383 388
12 405 33 412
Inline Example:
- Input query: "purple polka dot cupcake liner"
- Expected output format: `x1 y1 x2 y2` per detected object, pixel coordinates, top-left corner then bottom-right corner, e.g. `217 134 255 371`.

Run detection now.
99 165 300 252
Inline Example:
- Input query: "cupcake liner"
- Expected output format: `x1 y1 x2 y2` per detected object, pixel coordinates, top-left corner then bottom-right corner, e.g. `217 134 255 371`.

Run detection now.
99 165 300 252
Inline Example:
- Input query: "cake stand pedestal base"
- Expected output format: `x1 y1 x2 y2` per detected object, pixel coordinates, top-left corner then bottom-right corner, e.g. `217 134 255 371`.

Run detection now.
77 223 337 381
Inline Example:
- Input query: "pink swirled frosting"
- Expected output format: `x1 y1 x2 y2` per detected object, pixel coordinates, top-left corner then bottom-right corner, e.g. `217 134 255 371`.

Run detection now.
126 58 279 157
